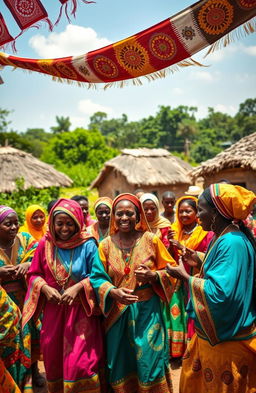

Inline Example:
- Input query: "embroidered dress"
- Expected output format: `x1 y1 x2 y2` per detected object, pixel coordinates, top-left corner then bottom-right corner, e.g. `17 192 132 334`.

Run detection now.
87 222 108 243
163 196 213 358
181 231 256 393
90 231 177 393
0 286 22 393
23 199 106 393
0 232 38 392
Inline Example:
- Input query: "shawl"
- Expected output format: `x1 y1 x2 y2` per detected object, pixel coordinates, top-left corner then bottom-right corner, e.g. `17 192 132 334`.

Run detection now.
94 197 113 211
207 184 256 221
140 193 171 230
0 205 16 223
19 204 47 241
0 0 255 86
46 198 93 249
109 193 149 235
172 195 209 249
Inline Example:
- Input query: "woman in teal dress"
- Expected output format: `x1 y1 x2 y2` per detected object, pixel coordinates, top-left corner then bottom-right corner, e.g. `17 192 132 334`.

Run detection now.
0 205 42 391
90 193 177 393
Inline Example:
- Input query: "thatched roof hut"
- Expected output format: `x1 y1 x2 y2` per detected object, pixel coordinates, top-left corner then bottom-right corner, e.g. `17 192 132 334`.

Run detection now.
191 132 256 193
0 146 73 192
90 148 192 200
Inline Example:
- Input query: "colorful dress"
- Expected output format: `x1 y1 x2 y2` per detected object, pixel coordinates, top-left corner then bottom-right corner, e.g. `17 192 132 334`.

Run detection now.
90 231 177 393
181 231 256 393
23 199 105 393
164 196 214 358
0 232 38 392
87 222 109 243
0 286 22 393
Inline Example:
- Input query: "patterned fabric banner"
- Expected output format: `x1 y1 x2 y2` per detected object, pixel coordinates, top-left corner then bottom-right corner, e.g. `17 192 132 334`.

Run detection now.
3 0 49 30
0 13 14 47
0 0 255 86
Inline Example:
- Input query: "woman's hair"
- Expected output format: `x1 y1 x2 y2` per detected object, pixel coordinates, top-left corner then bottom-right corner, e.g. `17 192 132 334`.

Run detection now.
71 195 88 203
178 198 197 212
47 199 58 214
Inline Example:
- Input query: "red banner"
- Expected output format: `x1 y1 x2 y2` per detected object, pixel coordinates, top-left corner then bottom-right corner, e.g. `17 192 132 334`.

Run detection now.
4 0 48 30
0 13 14 47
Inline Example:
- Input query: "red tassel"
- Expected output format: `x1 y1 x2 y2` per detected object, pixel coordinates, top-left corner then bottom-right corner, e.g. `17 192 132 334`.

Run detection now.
71 0 77 16
46 18 54 31
55 3 64 26
64 3 72 23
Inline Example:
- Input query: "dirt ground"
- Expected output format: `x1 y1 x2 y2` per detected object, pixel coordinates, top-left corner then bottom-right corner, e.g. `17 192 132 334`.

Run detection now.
37 361 181 393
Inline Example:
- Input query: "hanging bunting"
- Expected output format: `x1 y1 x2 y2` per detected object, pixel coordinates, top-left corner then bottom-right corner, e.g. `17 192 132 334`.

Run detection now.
0 13 14 48
3 0 50 30
0 0 255 87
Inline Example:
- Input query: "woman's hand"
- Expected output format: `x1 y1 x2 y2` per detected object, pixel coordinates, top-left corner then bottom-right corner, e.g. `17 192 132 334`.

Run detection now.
168 239 184 251
166 257 190 281
182 248 202 268
134 264 157 285
12 262 31 278
110 288 139 305
167 229 176 241
41 285 62 304
0 265 16 279
60 283 82 306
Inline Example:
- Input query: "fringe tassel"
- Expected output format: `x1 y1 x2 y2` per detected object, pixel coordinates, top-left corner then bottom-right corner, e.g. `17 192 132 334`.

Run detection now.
205 17 256 57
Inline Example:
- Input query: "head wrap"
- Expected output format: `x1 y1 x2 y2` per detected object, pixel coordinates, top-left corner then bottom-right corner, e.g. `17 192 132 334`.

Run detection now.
109 193 149 235
46 198 93 249
140 193 171 229
19 204 47 241
203 184 256 221
172 195 198 231
0 205 16 224
94 197 113 212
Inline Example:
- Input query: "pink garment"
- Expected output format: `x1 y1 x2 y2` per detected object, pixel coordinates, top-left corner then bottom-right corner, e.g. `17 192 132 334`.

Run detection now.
159 227 170 248
86 215 96 227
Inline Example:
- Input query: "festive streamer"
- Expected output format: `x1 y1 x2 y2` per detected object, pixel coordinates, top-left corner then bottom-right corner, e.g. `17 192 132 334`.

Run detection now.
0 13 14 47
0 0 255 87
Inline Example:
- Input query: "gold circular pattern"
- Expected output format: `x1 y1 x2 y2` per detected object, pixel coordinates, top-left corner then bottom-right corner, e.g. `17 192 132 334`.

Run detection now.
93 56 119 79
149 33 177 60
237 0 256 8
198 0 234 35
115 41 149 75
147 323 164 352
55 62 77 79
15 0 35 17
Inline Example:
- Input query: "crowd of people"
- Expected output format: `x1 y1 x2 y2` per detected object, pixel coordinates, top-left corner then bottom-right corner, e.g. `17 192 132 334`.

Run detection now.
0 183 255 393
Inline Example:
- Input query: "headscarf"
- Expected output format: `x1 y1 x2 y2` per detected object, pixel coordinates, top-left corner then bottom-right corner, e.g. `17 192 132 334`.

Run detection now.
140 193 171 229
172 195 209 249
46 198 93 249
203 184 256 221
19 204 47 241
0 206 16 224
94 197 113 212
109 193 149 235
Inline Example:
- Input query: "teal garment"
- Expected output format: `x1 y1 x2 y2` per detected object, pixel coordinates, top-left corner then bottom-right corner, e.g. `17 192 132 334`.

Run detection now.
90 251 171 389
187 231 256 343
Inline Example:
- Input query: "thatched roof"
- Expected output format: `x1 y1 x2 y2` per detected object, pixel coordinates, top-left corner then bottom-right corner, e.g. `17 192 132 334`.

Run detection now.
191 132 256 179
90 148 192 188
0 146 73 192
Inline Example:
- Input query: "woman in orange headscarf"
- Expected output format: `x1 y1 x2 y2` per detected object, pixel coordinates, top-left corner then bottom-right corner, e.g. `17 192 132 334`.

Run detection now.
87 197 112 243
19 205 47 241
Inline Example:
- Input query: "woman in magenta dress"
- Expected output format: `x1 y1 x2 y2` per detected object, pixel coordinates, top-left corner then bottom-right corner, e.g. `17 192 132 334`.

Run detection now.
23 199 105 393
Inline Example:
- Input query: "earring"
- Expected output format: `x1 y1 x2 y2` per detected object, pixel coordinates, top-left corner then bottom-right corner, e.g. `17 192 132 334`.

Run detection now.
210 214 217 232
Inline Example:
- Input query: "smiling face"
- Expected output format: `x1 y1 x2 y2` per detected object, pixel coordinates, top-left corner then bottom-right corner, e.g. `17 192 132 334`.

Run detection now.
0 213 19 242
31 209 46 229
96 204 111 227
178 201 197 227
114 200 137 233
142 200 157 223
54 213 77 241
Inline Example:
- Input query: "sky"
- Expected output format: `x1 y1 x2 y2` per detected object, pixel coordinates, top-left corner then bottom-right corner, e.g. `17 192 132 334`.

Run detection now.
1 0 256 133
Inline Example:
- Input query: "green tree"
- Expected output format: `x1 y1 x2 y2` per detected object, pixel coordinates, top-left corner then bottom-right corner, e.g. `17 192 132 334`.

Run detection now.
0 108 12 132
51 116 71 134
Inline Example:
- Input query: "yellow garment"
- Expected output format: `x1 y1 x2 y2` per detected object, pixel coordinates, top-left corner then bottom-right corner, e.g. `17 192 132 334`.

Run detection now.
210 184 256 220
94 197 113 211
0 358 21 393
172 195 208 249
19 205 47 241
180 333 256 393
140 193 172 230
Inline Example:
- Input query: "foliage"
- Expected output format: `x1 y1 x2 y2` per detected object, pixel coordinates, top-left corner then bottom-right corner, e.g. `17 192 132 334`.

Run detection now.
0 178 59 223
51 116 71 134
0 108 12 132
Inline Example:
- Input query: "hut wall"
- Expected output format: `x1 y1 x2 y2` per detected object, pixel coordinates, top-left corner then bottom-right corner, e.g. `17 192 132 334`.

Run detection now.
97 170 189 202
202 168 256 193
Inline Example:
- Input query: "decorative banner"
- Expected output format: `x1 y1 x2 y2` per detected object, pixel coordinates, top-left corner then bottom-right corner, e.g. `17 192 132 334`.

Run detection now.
0 13 14 47
0 0 255 86
3 0 49 30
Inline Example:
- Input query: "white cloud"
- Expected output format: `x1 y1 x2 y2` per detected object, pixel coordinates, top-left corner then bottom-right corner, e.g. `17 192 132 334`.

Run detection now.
243 45 256 56
69 116 87 129
29 24 112 58
214 104 237 116
190 70 215 82
78 99 114 117
171 87 184 95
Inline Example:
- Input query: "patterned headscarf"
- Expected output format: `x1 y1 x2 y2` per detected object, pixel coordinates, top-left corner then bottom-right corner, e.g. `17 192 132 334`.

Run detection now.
46 198 93 249
94 197 113 212
0 205 16 224
19 204 47 241
140 193 171 229
109 193 149 235
203 184 256 221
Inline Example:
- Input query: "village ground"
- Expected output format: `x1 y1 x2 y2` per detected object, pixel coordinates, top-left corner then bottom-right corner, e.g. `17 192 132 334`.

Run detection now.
37 361 181 392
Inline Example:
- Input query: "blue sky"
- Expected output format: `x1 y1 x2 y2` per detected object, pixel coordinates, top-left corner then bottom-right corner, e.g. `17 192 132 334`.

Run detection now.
1 0 256 132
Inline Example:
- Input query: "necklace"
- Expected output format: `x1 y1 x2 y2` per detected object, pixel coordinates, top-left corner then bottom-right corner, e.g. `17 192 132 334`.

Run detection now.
183 223 198 235
53 247 74 293
119 234 137 278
